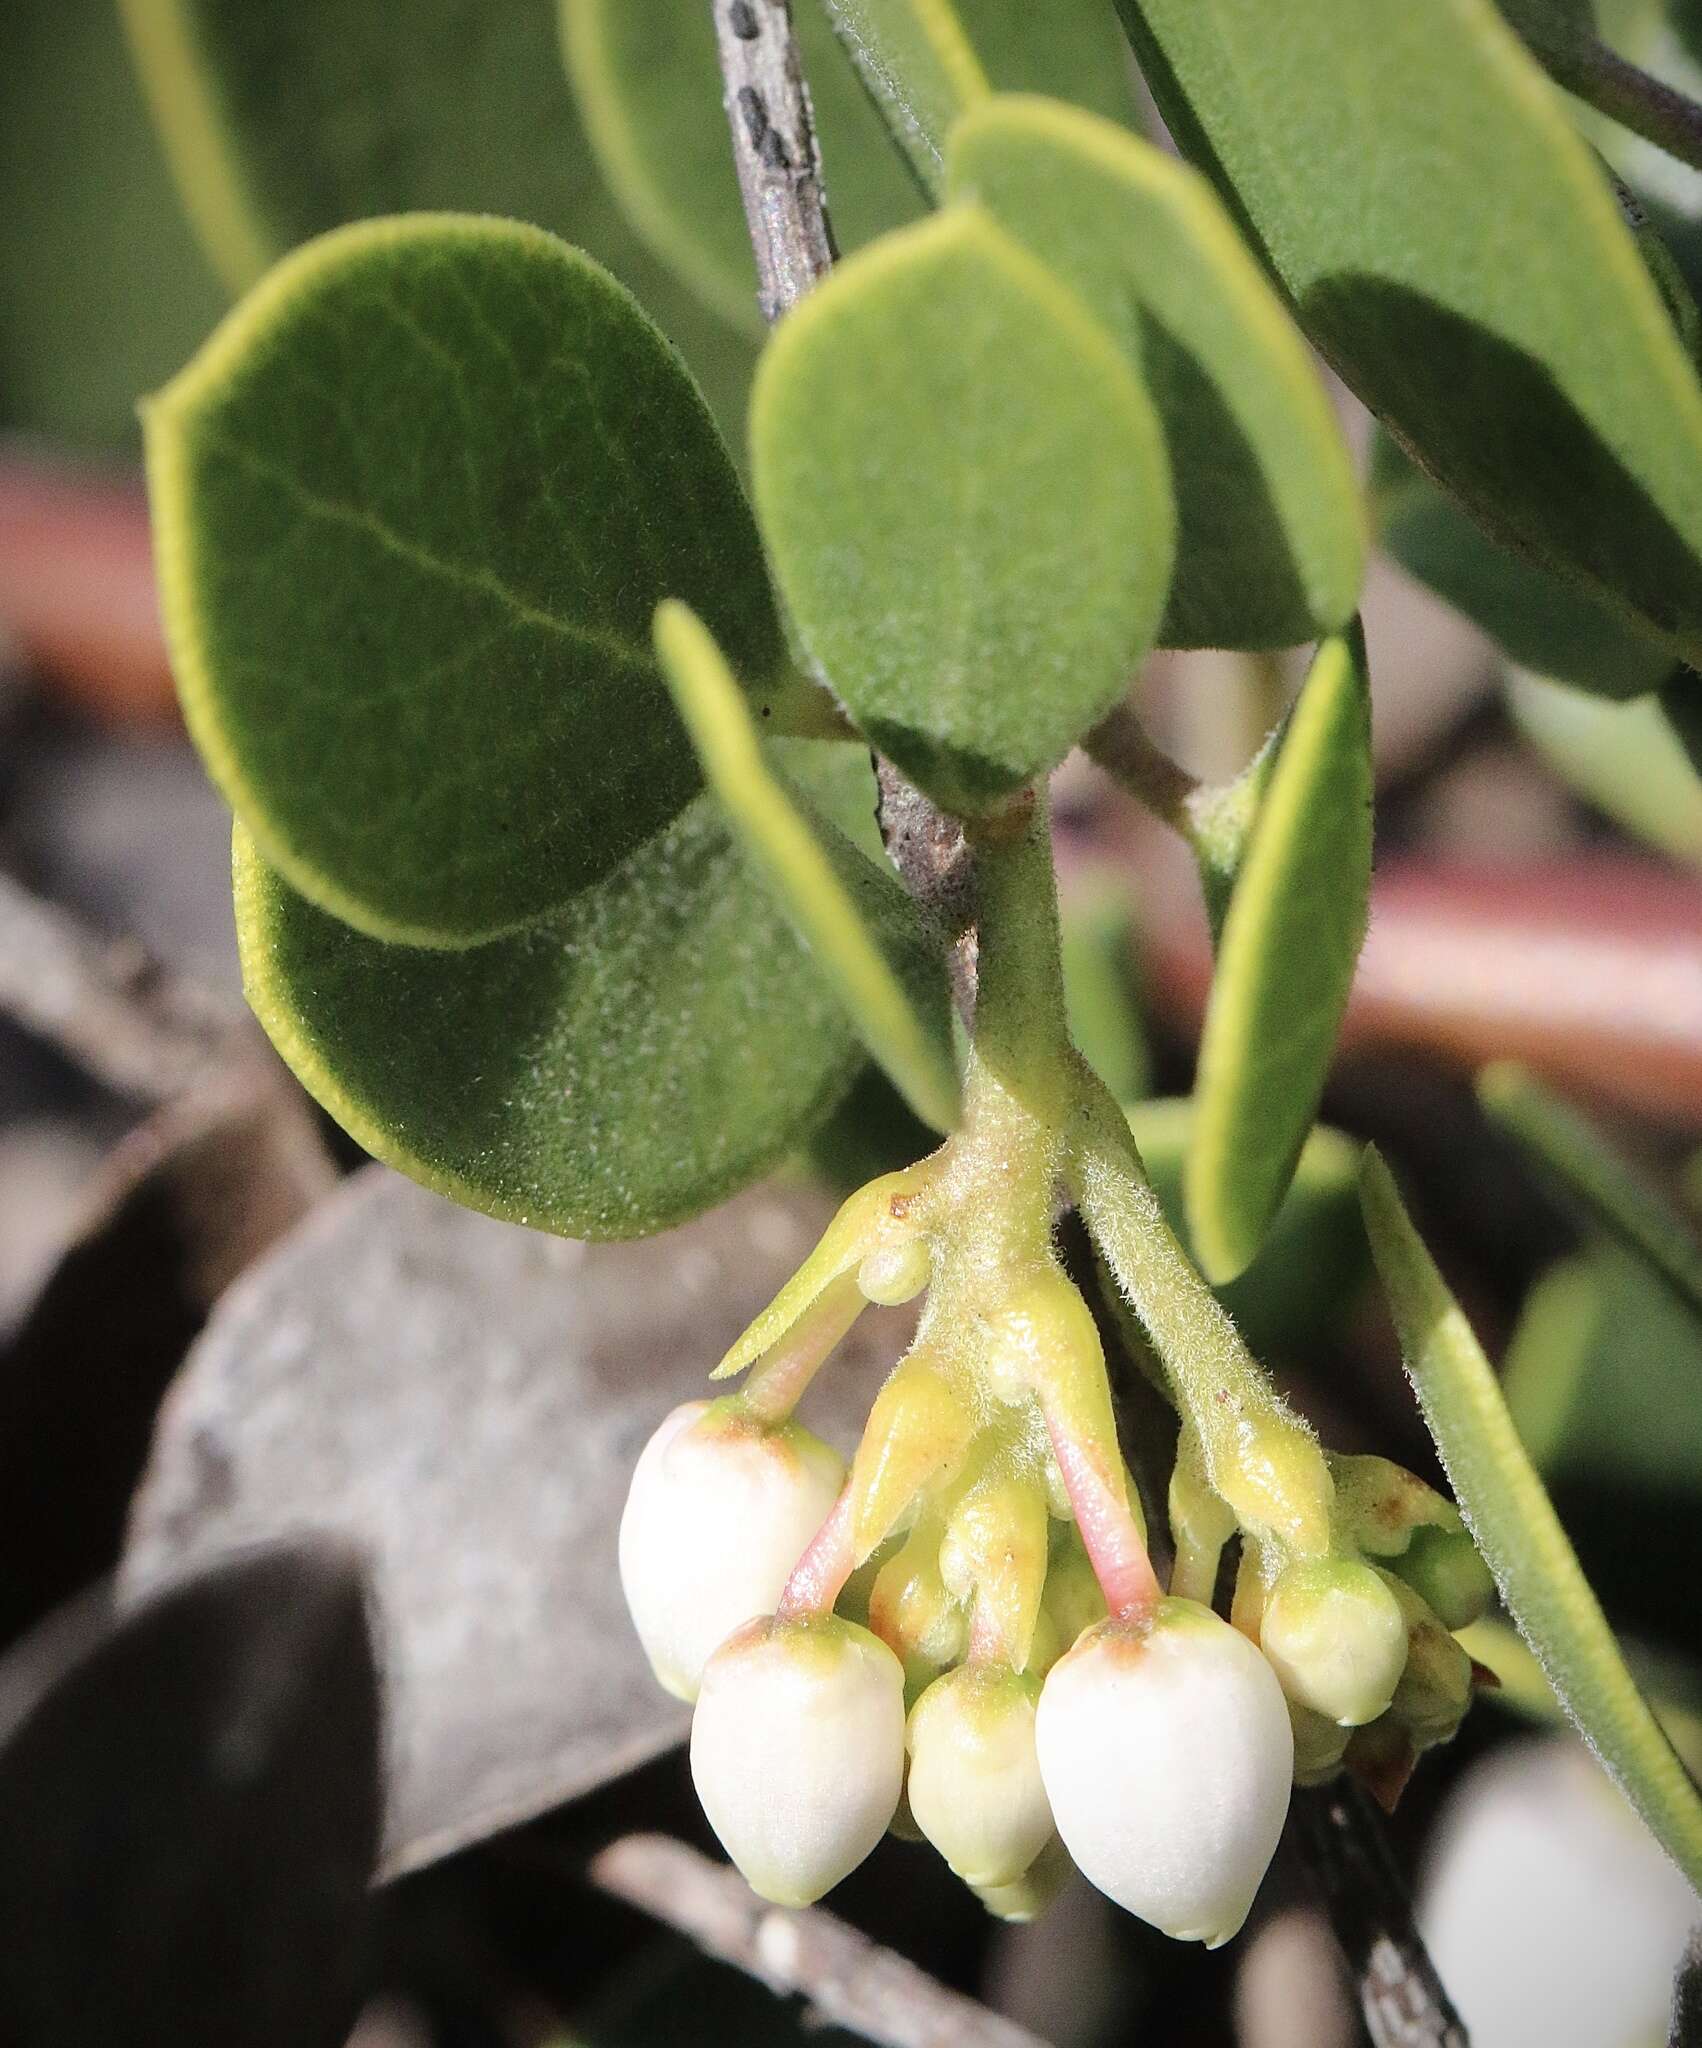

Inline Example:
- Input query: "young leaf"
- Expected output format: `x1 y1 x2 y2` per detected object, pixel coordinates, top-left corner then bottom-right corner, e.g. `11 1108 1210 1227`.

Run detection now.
1479 1061 1702 1321
234 744 881 1240
1359 1146 1702 1894
1117 0 1702 666
1373 432 1677 699
560 0 924 332
819 0 1140 192
146 214 785 947
654 601 959 1133
1186 628 1372 1284
751 207 1174 817
947 95 1365 651
1186 718 1286 945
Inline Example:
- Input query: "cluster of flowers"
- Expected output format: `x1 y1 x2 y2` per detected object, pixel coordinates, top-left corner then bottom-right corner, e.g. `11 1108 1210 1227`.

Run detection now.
621 1134 1492 1945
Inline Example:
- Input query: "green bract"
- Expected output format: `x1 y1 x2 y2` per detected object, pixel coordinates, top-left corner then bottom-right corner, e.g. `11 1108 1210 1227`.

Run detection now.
751 207 1174 816
948 95 1364 651
235 737 884 1240
1117 0 1702 665
146 214 786 947
1187 629 1372 1284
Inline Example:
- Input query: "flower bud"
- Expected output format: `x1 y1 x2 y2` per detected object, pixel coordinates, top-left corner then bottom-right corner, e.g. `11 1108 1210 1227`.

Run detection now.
1035 1600 1293 1946
869 1518 967 1695
690 1615 905 1906
907 1665 1054 1889
1040 1536 1108 1656
858 1237 932 1306
940 1469 1050 1669
974 1832 1072 1923
1260 1558 1408 1728
1383 1523 1494 1632
619 1400 844 1701
1381 1571 1473 1750
1289 1700 1350 1786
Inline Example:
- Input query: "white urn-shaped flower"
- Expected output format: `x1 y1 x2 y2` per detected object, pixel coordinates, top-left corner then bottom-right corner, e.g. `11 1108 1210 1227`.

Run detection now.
618 1399 844 1701
690 1613 906 1906
1035 1598 1294 1946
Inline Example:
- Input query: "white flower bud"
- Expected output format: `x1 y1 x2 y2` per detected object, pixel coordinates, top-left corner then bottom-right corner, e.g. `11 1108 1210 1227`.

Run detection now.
907 1665 1054 1889
1035 1599 1293 1947
619 1400 845 1701
1261 1558 1408 1728
690 1614 905 1906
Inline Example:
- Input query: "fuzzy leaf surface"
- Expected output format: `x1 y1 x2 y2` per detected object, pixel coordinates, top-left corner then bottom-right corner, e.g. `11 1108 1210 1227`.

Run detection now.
147 215 783 947
1186 628 1372 1283
949 96 1364 651
236 740 879 1239
1118 0 1702 664
751 208 1174 816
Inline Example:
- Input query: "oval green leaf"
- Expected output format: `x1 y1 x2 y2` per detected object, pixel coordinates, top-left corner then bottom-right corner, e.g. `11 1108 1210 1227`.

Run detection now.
560 0 926 332
235 740 884 1241
751 206 1174 817
1359 1146 1702 1894
947 95 1364 651
1117 0 1702 664
820 0 1141 191
1186 627 1372 1284
145 214 785 948
654 600 959 1132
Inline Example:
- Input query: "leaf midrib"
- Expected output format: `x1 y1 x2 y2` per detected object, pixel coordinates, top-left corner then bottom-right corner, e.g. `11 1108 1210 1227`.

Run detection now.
196 421 658 679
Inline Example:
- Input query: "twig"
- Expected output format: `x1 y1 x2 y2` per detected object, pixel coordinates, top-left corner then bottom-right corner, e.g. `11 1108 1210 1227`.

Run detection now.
711 0 837 320
1084 702 1200 836
1501 0 1702 175
709 0 979 1014
1293 1783 1470 2048
588 1833 1053 2048
0 868 241 1103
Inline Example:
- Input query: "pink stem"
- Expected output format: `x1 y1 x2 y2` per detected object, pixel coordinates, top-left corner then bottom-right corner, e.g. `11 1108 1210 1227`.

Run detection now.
776 1484 857 1621
742 1274 865 1424
1043 1410 1162 1624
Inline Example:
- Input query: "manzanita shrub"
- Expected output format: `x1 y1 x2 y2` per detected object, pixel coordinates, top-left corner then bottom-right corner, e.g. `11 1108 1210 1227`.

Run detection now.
121 0 1702 1961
